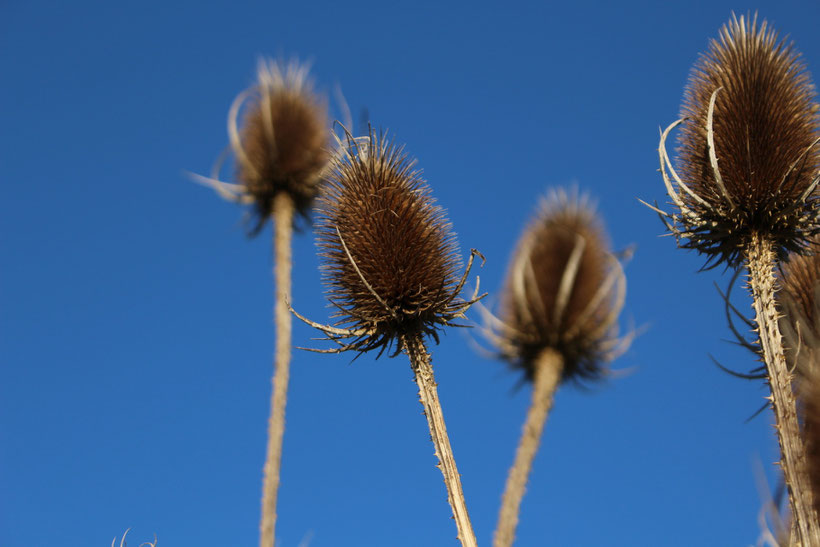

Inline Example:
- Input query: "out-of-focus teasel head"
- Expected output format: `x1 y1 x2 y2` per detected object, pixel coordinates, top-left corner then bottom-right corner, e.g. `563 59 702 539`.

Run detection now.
194 59 330 233
292 129 485 357
648 13 820 268
778 243 820 379
778 242 820 523
488 189 628 382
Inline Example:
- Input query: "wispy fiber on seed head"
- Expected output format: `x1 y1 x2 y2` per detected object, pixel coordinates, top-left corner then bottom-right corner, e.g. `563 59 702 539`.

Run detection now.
658 13 820 267
313 129 480 356
235 59 329 234
493 189 626 382
778 243 820 378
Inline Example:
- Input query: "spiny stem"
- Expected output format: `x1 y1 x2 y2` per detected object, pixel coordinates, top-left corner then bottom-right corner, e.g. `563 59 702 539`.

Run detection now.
745 231 820 546
494 348 563 547
260 192 294 547
404 335 477 547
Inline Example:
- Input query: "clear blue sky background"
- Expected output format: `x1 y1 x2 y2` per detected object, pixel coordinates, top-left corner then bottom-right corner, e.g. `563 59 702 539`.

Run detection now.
3 1 820 546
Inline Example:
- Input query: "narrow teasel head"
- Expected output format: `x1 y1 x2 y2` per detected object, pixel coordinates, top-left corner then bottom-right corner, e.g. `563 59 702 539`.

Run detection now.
488 189 627 382
778 243 820 379
196 59 330 233
294 129 484 357
651 13 820 268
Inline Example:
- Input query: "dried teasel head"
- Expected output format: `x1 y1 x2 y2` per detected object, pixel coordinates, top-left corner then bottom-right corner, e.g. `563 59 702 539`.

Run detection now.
489 189 627 382
650 13 820 268
778 242 820 379
295 129 484 357
196 59 330 234
801 361 820 522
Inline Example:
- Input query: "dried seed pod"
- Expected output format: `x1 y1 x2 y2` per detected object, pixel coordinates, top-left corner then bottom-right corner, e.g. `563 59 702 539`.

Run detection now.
494 189 626 382
309 130 483 355
655 14 820 267
233 59 330 233
779 245 820 376
802 359 820 523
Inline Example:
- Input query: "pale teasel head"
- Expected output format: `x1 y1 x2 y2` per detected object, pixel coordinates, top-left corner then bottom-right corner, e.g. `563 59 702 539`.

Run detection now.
778 241 820 380
292 129 485 357
193 58 331 233
647 13 820 268
485 189 629 382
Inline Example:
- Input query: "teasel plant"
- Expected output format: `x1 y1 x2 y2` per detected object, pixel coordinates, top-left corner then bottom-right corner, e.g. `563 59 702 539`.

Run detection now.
778 243 820 544
479 188 629 547
644 14 820 544
191 59 332 547
290 128 485 547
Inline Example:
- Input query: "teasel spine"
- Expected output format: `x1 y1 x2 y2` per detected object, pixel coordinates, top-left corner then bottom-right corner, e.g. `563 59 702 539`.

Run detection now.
261 191 294 547
405 335 477 547
746 232 818 545
493 348 562 547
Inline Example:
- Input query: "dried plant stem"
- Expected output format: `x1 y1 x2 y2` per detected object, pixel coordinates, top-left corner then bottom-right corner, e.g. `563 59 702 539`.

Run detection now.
404 335 477 547
746 231 820 547
260 192 294 547
494 348 563 547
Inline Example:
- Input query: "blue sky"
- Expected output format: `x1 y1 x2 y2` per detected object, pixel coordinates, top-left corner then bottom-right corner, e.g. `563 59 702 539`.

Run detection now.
3 1 820 545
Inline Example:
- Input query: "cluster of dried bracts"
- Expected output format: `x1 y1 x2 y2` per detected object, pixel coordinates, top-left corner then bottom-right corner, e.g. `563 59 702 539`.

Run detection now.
646 13 820 546
191 10 820 547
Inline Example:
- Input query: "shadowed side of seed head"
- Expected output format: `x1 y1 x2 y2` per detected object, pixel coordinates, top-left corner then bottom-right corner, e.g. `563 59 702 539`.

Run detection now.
234 59 330 233
494 189 627 382
778 243 820 379
313 130 475 354
674 13 820 264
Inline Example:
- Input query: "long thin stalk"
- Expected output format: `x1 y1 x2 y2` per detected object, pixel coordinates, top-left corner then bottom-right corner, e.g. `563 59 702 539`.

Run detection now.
260 192 294 547
494 348 564 547
745 231 820 546
404 335 477 547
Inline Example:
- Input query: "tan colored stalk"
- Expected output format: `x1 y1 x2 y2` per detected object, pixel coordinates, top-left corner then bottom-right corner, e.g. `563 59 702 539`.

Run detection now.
494 349 563 547
404 335 477 547
746 231 820 546
260 192 294 547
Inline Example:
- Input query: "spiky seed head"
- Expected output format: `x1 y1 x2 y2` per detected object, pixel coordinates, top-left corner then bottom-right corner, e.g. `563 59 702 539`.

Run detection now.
672 13 820 266
235 60 329 233
778 243 820 378
496 189 625 382
315 130 468 355
800 356 820 522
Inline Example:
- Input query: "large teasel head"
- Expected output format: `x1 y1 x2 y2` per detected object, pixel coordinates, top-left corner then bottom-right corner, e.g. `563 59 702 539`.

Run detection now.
302 129 484 356
653 14 820 268
778 244 820 377
489 189 627 382
200 59 330 234
778 245 820 521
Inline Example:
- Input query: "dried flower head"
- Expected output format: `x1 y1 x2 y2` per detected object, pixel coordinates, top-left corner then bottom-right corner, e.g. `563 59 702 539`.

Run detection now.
490 189 627 382
194 59 330 234
778 243 820 377
801 362 820 523
651 14 820 267
294 130 484 356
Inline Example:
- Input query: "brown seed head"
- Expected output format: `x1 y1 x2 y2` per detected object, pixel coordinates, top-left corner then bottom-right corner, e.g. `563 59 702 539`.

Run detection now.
800 358 820 522
495 189 626 382
778 243 820 378
661 14 820 267
234 60 329 233
314 130 476 355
